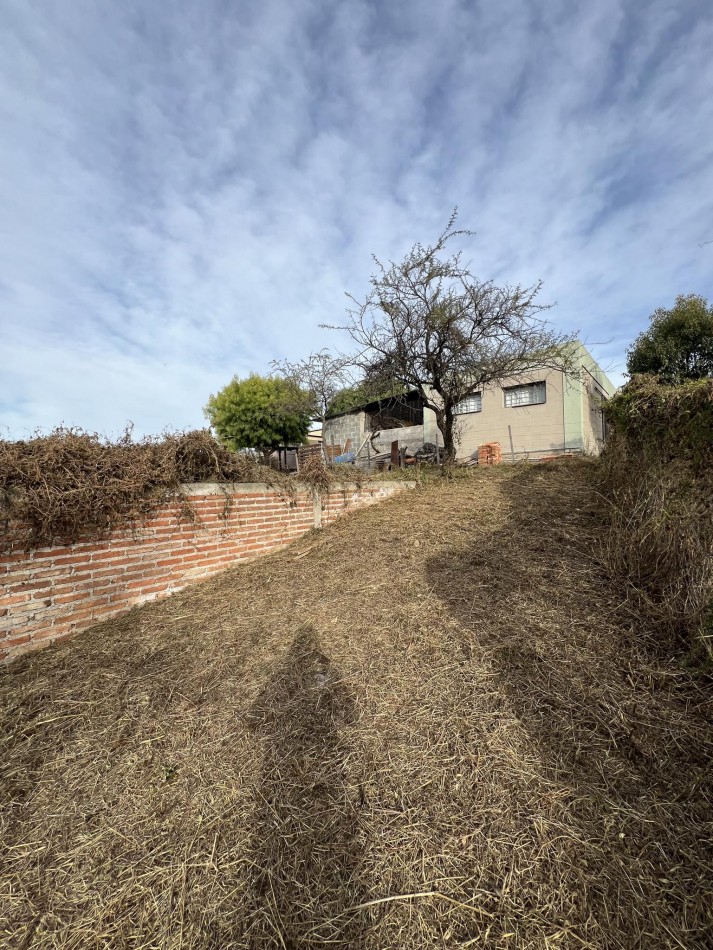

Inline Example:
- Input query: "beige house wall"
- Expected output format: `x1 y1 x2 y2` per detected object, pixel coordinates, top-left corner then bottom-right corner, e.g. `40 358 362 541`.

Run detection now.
455 344 615 461
322 342 615 463
455 367 567 461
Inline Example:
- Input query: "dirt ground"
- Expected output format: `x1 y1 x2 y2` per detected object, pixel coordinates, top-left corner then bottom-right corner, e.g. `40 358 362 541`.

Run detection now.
1 463 711 949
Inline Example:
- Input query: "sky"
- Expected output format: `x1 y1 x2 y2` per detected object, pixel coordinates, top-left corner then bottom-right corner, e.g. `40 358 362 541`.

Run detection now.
2 0 712 439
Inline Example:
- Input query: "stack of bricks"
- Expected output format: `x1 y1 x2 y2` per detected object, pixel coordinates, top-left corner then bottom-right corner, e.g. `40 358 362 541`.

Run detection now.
478 442 503 465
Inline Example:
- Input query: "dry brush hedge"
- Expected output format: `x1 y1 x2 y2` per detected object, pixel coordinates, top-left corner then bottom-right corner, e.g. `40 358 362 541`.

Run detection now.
601 376 713 660
604 374 713 469
0 428 348 551
0 428 372 552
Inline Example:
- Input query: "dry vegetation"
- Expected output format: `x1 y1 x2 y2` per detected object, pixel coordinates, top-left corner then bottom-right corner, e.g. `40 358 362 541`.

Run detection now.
0 428 357 551
598 443 713 661
0 428 285 549
1 463 711 949
600 377 713 660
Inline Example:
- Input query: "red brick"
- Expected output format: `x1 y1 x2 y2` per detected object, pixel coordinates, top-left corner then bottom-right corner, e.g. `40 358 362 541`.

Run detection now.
28 548 67 561
2 592 31 607
132 582 171 596
6 577 54 595
89 548 136 564
91 566 130 580
5 632 32 647
155 556 185 568
54 591 92 605
34 626 61 641
37 552 90 566
124 576 170 592
51 630 77 645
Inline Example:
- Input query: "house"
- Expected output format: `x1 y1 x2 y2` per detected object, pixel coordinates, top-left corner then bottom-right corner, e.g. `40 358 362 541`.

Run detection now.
322 342 615 463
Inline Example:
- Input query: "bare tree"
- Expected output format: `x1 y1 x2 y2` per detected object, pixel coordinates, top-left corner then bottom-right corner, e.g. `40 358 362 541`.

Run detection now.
328 211 578 460
271 350 352 430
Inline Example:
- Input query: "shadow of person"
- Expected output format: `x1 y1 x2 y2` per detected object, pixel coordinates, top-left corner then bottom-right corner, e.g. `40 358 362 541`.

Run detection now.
243 627 364 949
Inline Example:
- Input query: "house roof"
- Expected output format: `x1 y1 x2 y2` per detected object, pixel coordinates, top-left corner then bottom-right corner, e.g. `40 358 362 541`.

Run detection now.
325 389 424 420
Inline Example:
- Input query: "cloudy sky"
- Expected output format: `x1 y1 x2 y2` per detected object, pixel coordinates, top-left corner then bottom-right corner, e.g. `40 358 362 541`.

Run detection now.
2 0 712 438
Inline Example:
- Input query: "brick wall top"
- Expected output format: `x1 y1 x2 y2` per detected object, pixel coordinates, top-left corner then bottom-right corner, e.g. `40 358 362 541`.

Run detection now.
179 480 413 496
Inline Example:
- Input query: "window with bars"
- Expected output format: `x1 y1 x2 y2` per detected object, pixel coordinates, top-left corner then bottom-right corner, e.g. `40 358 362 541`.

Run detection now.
503 381 546 407
455 392 482 414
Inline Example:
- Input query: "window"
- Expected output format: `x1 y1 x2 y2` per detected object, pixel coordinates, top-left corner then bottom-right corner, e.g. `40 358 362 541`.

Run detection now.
455 392 482 414
503 381 546 407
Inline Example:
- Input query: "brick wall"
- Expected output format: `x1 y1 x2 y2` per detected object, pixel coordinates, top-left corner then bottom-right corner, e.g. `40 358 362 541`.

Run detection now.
1 480 413 664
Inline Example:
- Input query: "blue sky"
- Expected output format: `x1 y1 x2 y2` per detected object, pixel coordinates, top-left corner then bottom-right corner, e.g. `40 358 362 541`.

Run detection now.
2 0 712 438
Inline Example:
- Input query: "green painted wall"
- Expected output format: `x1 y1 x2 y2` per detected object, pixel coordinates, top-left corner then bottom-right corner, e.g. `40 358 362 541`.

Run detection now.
563 372 584 452
562 342 616 454
578 343 616 394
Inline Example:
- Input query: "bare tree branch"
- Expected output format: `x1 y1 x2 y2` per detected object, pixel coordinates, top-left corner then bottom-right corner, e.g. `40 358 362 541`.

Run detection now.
325 211 578 459
271 350 354 426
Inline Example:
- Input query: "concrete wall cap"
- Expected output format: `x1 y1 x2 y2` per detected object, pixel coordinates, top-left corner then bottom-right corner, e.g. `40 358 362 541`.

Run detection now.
179 480 416 496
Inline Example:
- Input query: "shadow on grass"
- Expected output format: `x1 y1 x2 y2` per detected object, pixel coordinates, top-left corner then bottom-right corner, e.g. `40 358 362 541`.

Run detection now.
244 627 364 949
425 463 713 945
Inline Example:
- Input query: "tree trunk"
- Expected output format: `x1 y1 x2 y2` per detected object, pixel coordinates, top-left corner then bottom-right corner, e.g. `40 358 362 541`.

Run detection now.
442 412 457 462
435 405 457 462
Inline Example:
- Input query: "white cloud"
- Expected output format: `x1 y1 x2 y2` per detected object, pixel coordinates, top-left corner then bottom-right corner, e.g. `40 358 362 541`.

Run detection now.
1 0 712 436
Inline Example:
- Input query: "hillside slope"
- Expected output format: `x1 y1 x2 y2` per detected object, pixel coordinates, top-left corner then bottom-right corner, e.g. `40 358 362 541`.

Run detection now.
1 463 711 949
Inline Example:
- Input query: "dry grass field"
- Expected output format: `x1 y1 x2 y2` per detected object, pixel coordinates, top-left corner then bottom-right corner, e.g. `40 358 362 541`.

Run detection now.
1 463 711 949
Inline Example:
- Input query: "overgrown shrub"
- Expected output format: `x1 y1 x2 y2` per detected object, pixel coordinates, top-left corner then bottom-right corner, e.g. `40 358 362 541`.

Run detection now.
0 428 375 551
0 427 289 550
604 375 713 469
601 377 713 660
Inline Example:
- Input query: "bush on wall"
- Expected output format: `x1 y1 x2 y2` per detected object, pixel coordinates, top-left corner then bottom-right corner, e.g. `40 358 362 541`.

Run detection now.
0 428 287 550
604 374 713 469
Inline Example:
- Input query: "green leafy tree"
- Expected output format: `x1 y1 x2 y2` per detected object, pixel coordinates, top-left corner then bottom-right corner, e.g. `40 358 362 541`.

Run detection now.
204 374 312 462
627 294 713 383
326 384 371 416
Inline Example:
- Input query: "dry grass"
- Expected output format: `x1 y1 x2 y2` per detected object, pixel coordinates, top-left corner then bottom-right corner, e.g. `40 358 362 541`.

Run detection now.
600 376 713 659
1 462 711 949
597 453 713 660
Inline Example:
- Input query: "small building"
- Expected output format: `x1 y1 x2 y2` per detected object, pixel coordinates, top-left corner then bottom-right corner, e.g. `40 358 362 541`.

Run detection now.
322 389 430 459
322 343 615 463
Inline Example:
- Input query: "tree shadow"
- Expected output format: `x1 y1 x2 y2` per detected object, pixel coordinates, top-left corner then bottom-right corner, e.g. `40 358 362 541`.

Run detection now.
243 627 364 949
428 467 681 785
424 464 712 943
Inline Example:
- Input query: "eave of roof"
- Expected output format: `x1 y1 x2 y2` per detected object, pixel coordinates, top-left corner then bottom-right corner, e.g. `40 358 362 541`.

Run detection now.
325 390 424 420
